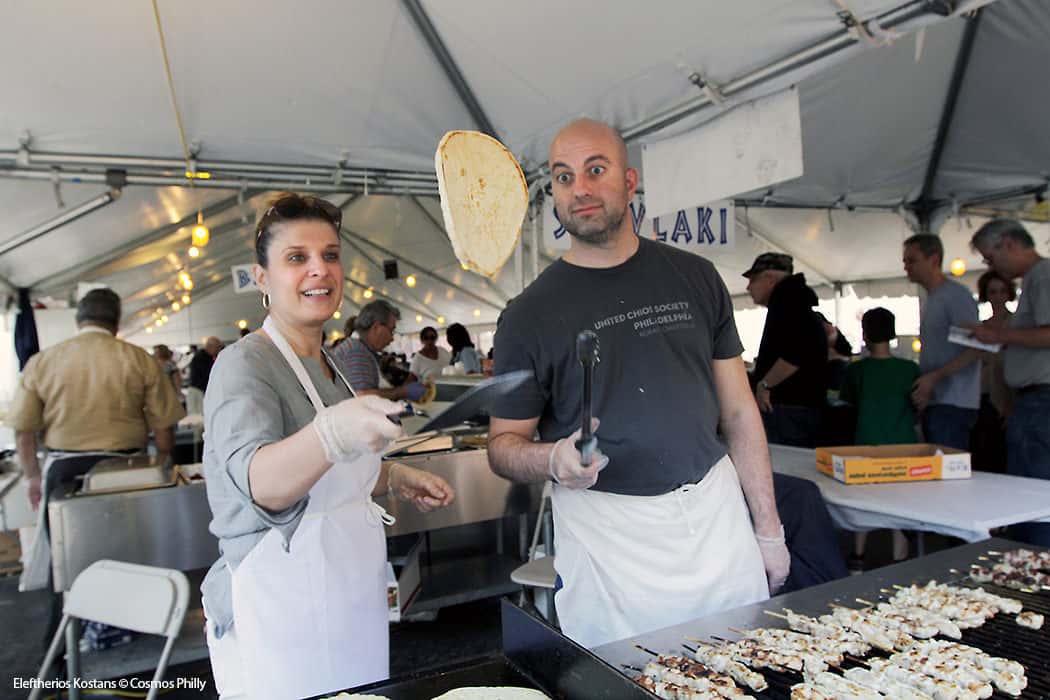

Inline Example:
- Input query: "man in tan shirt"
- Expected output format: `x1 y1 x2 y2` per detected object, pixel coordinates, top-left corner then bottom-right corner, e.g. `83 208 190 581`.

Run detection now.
8 288 185 510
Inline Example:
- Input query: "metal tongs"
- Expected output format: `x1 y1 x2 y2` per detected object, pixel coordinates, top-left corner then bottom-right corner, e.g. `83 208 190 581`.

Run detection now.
574 330 600 465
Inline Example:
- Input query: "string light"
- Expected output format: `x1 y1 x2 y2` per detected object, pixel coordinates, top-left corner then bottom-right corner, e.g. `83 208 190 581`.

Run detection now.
437 315 445 325
182 278 194 290
191 211 210 247
161 315 169 323
912 338 922 353
950 258 966 276
171 302 181 311
181 294 191 305
405 274 417 288
237 319 248 330
473 308 481 317
146 327 153 334
363 288 374 299
415 314 423 323
155 319 163 327
333 310 342 320
188 246 200 258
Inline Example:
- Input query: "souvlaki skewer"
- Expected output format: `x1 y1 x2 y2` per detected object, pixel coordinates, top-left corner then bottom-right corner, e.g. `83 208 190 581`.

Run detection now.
685 641 768 692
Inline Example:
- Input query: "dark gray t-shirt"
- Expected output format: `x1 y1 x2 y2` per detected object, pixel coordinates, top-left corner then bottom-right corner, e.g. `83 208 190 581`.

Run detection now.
492 238 743 496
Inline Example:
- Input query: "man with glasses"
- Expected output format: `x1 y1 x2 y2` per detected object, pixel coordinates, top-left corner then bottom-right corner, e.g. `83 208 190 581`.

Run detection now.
330 299 425 401
967 219 1050 545
409 326 450 382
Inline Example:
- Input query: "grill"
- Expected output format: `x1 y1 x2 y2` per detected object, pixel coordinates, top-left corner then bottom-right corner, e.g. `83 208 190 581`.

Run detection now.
600 538 1050 700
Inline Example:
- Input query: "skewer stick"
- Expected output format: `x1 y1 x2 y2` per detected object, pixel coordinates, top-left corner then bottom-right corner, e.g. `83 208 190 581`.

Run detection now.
855 598 876 607
764 610 790 620
634 643 660 657
682 644 698 654
845 655 871 668
893 584 906 590
727 626 748 636
622 664 643 673
987 550 1002 556
978 555 990 561
828 602 855 610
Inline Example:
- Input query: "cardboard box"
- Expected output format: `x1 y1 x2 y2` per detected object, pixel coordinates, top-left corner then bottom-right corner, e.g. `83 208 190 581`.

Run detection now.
815 444 972 484
387 537 423 622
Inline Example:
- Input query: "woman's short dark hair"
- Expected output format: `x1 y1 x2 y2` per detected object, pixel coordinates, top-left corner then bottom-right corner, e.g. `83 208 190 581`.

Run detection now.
977 269 1017 303
861 307 896 344
254 192 342 268
420 326 438 341
76 288 121 330
445 323 474 350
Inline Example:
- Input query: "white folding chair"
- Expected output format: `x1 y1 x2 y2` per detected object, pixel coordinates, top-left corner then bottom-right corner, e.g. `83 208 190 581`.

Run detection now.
511 481 557 622
30 559 190 700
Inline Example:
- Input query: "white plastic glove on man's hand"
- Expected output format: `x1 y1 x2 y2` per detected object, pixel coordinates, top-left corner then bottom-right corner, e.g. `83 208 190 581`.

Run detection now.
313 395 403 463
756 524 791 595
548 419 609 490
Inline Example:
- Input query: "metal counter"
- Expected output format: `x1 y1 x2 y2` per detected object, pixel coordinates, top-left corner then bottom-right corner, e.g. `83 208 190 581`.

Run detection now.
49 481 217 592
48 448 541 592
378 448 543 537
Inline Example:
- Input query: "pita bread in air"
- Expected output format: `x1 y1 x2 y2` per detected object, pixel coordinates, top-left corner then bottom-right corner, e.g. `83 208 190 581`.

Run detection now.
435 131 528 278
430 688 549 700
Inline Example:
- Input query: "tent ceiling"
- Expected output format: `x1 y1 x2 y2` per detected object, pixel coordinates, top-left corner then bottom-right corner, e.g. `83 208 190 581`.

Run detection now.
1 0 1047 344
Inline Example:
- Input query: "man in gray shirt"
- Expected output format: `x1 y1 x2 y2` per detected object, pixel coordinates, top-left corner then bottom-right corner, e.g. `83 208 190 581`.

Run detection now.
969 219 1050 545
904 234 980 450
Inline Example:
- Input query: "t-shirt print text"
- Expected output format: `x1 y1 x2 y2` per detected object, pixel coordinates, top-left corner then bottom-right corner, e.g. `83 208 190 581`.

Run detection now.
593 300 695 338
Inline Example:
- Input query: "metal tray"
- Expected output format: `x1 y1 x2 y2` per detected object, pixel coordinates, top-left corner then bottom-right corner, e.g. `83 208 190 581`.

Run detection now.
80 456 173 494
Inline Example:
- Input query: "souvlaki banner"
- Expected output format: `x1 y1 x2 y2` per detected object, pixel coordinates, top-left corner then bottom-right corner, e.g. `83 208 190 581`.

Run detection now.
542 194 734 253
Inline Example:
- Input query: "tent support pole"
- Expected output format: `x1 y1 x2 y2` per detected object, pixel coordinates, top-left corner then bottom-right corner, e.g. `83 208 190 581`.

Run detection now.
400 0 501 141
913 9 984 230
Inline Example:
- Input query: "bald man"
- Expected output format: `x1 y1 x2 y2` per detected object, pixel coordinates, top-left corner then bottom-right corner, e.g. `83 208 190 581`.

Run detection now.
187 336 223 415
488 119 788 648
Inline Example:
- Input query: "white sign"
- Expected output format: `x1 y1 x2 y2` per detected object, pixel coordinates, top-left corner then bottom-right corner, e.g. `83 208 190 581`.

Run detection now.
543 195 735 254
231 264 258 294
642 86 803 218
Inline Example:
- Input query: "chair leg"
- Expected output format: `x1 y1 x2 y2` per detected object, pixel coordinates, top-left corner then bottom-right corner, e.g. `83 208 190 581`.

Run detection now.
147 635 179 700
66 617 81 700
29 615 71 700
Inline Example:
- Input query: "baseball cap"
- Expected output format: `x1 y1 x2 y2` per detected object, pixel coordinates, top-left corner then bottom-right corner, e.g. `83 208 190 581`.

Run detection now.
742 252 793 278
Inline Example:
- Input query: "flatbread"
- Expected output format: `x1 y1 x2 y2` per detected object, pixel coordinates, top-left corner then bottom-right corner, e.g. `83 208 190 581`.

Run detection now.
435 131 528 278
430 688 549 700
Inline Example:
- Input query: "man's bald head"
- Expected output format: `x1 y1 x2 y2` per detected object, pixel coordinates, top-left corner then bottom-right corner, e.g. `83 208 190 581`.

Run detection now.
547 119 637 248
205 337 223 356
548 119 629 171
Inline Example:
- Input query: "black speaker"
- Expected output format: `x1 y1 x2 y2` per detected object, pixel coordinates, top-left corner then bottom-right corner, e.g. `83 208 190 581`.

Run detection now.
383 260 399 280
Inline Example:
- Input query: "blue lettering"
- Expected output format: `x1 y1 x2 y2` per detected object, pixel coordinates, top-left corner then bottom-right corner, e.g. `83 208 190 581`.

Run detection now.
653 216 667 242
720 207 728 244
552 206 567 240
630 200 646 235
697 207 715 244
671 210 692 243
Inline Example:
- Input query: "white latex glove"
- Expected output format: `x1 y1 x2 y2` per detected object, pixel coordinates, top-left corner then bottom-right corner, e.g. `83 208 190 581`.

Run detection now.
548 419 609 490
756 524 791 595
313 395 403 463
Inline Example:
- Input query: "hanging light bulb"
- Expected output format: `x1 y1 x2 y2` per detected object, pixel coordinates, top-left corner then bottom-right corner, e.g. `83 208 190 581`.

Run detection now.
181 294 191 305
473 308 481 317
333 310 342 320
415 314 423 323
912 338 922 353
437 315 445 325
237 319 248 330
183 277 194 290
188 246 201 258
156 307 164 315
146 326 153 334
950 258 966 276
191 211 210 247
171 301 181 312
363 288 374 299
155 319 163 328
161 314 169 323
405 274 417 288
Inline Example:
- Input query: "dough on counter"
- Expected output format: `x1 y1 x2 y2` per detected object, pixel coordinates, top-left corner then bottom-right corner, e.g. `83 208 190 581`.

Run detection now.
435 130 528 278
431 688 549 700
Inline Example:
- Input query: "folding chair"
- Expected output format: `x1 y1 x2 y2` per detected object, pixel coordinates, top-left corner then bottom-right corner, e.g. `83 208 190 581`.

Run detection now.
30 559 190 700
511 481 557 622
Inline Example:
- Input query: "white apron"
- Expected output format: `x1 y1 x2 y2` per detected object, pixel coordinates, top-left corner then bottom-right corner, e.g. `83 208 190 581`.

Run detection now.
20 449 143 592
212 316 392 700
551 455 769 649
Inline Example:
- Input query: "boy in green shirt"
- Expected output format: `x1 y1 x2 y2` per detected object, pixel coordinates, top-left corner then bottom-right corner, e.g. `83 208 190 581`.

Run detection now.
839 307 920 570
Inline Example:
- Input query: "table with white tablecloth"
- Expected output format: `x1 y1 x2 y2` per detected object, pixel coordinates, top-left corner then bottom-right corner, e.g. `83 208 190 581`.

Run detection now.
770 445 1050 548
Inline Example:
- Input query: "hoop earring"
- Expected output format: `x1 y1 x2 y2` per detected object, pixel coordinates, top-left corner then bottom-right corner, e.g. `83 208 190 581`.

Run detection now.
261 292 270 309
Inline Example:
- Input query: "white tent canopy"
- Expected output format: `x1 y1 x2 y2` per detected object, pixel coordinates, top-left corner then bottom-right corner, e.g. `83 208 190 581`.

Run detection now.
1 0 1047 345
